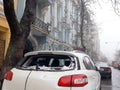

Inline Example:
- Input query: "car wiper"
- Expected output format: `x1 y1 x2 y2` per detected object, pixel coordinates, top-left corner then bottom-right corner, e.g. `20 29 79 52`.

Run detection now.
35 63 42 71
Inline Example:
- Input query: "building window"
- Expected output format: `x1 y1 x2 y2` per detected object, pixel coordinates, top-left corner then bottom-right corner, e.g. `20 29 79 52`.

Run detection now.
77 37 81 47
61 1 65 18
66 0 71 23
62 27 65 42
44 6 51 23
66 30 70 44
36 4 41 19
57 3 62 23
54 2 57 27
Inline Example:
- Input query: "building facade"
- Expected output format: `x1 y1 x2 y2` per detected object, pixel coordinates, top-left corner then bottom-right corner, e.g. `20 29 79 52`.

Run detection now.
16 0 82 51
41 0 81 51
0 0 10 68
0 0 100 68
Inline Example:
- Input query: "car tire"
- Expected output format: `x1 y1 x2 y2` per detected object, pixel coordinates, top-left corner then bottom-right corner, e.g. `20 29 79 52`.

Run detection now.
99 84 102 90
99 81 102 90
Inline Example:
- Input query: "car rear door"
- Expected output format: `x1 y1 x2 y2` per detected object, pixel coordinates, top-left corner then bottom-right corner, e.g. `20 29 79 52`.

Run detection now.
25 71 72 90
25 70 93 90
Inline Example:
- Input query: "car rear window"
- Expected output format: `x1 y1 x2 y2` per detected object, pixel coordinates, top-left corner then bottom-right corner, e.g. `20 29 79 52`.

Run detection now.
17 54 76 71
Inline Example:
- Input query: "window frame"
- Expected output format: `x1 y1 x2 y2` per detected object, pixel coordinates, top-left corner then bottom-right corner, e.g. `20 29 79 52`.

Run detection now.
83 56 96 70
16 54 77 71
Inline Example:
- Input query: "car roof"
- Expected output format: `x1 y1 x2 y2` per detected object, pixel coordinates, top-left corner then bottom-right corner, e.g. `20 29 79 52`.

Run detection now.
95 62 109 67
24 50 87 57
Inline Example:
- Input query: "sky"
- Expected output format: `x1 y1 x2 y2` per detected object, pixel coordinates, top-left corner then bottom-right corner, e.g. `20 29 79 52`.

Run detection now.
92 1 120 60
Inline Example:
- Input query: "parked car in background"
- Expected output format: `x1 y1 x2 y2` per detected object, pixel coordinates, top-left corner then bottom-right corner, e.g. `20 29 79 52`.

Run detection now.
112 63 119 69
95 61 112 79
2 50 101 90
112 61 120 70
117 64 120 70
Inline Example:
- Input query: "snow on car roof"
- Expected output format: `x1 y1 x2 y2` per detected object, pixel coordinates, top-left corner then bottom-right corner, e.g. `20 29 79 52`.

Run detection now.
24 50 86 57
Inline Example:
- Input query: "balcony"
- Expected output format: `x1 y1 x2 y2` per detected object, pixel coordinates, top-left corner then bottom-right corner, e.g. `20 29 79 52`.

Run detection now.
31 17 50 35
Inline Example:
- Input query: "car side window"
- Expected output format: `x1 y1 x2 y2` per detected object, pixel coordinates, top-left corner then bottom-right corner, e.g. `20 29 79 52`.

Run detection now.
83 56 96 70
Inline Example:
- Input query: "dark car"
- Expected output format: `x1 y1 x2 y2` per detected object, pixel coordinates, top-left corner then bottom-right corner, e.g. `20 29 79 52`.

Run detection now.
95 62 112 79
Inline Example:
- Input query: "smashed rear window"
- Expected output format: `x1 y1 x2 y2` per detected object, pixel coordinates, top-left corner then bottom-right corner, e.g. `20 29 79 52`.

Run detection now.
17 54 76 71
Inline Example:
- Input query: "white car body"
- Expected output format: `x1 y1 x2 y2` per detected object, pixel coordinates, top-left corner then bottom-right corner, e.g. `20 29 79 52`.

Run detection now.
2 51 101 90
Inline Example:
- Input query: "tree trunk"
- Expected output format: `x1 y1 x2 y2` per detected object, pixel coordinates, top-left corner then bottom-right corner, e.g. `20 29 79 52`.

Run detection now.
0 0 22 79
0 0 36 82
80 0 86 51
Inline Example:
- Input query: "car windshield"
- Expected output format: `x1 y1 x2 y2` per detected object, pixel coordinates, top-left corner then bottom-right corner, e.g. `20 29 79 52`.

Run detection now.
17 54 76 71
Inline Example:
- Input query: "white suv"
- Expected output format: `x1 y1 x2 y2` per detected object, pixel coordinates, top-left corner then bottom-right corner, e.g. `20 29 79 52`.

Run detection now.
2 50 101 90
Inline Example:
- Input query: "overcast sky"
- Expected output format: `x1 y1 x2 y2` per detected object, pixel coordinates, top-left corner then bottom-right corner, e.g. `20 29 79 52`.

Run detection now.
92 1 120 60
